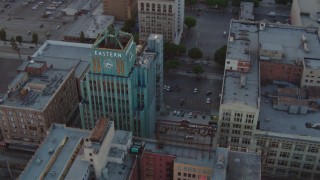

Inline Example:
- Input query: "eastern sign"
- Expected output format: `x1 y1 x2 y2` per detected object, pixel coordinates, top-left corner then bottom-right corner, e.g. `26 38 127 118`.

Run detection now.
93 50 122 58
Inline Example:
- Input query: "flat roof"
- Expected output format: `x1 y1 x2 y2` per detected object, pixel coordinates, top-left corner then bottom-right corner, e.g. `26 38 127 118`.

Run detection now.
304 58 320 69
226 151 261 180
240 2 254 20
111 130 132 145
1 68 71 110
222 21 260 108
20 124 91 180
144 141 227 169
226 39 250 62
104 157 134 180
64 15 114 39
259 91 320 137
32 40 92 79
65 156 90 180
137 52 156 68
259 24 320 65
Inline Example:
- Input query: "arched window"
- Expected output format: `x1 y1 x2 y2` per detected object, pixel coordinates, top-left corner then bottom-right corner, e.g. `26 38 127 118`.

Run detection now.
141 3 144 11
157 4 161 12
146 3 150 11
152 3 155 12
169 5 172 13
163 4 166 13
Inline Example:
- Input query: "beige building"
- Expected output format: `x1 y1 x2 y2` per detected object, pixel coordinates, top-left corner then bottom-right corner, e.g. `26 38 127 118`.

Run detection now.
103 0 137 21
138 0 184 44
291 0 320 28
0 61 78 148
300 58 320 87
219 20 320 179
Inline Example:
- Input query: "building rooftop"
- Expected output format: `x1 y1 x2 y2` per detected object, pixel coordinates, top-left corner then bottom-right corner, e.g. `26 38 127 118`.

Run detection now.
20 124 91 180
65 156 90 180
304 58 320 69
144 141 227 168
103 157 134 180
259 23 320 65
226 39 250 62
226 151 261 180
111 130 132 146
32 40 92 79
1 68 72 110
64 14 114 39
240 2 254 20
259 92 320 138
222 21 260 108
137 52 156 68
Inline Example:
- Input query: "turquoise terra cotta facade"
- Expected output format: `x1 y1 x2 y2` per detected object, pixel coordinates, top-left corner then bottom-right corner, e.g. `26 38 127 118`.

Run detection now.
79 29 163 137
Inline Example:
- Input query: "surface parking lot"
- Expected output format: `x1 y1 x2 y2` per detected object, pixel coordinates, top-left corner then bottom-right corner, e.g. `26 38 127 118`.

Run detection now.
163 73 222 114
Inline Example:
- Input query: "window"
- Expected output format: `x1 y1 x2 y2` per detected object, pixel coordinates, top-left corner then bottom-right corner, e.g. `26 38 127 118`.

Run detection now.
257 140 266 146
243 131 252 136
280 152 290 158
233 124 241 129
267 150 277 156
282 143 292 150
244 125 253 130
288 170 299 176
293 153 302 160
231 137 239 143
308 146 318 153
232 129 240 135
306 155 316 162
242 138 250 145
295 145 305 151
269 141 279 148
303 163 314 170
301 172 311 178
267 159 275 165
178 172 181 176
278 160 288 166
290 162 300 168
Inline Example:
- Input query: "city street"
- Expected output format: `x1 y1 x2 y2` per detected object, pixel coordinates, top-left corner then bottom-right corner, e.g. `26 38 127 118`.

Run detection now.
163 73 222 114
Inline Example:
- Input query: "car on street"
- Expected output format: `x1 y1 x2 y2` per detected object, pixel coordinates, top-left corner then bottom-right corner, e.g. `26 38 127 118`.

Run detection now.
193 88 198 94
189 112 193 118
163 85 167 90
180 111 185 117
176 111 180 116
206 98 211 104
206 91 212 95
202 114 206 119
193 112 197 118
173 110 177 116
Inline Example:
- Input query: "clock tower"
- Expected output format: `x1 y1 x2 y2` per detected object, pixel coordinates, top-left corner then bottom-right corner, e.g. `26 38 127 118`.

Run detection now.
90 27 136 77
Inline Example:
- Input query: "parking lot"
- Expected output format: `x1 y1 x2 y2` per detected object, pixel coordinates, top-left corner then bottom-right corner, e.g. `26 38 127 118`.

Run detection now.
163 73 222 114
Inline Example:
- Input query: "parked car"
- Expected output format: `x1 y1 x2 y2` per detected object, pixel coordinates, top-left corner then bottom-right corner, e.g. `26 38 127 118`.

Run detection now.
206 91 212 96
193 88 198 94
206 98 211 104
189 112 193 118
193 112 197 118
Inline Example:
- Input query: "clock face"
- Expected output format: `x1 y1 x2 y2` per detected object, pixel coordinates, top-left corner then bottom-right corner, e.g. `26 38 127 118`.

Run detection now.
104 59 114 69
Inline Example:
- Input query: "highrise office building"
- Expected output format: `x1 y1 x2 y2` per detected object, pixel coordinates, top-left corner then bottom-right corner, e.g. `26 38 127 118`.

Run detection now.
79 27 163 137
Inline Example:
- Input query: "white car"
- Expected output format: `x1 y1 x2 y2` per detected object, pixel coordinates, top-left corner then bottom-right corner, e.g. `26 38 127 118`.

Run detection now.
163 85 167 90
206 98 211 104
173 110 177 116
193 88 198 93
176 111 180 116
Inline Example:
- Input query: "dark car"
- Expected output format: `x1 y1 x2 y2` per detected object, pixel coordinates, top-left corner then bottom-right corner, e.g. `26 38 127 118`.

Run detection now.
193 112 197 118
206 91 212 96
180 111 185 117
40 24 44 28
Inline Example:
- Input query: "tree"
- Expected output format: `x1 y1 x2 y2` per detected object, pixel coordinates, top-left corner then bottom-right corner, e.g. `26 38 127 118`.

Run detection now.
31 33 38 45
188 48 203 59
165 60 181 70
164 42 180 59
0 29 6 42
232 0 259 7
10 37 17 49
214 45 227 66
193 65 204 74
178 44 186 55
16 35 23 45
275 0 292 5
205 0 228 8
184 16 197 29
79 31 85 43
